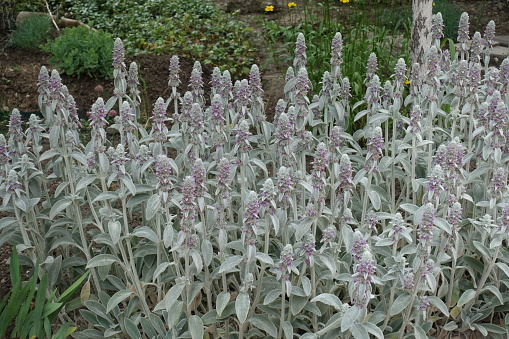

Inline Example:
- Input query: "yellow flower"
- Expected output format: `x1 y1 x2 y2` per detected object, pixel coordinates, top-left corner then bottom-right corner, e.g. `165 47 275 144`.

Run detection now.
265 5 274 11
432 2 435 5
340 0 350 3
405 80 411 85
288 2 297 7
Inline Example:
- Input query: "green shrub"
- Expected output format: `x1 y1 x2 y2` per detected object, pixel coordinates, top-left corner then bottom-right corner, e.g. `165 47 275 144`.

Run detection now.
433 0 462 40
9 14 51 49
43 26 114 79
65 0 254 75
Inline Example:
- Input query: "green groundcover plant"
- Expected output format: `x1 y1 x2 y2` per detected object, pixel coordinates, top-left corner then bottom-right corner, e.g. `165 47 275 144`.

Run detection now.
43 26 114 79
9 14 52 50
2 10 509 339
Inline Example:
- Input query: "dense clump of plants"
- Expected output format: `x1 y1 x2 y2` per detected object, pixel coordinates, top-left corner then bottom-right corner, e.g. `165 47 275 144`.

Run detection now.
42 26 114 79
8 14 52 49
63 0 255 75
2 11 509 339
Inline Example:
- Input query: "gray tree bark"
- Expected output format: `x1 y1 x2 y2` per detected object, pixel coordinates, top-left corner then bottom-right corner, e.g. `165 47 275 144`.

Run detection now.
410 0 433 72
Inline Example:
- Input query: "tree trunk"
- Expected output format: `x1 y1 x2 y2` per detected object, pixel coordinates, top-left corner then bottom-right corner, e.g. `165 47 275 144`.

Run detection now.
410 0 433 73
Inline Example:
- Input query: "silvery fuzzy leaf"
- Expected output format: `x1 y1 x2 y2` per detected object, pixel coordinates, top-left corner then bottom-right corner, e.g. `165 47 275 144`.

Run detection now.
218 228 227 249
132 226 158 243
434 217 451 235
427 296 449 316
93 191 119 203
294 218 313 242
263 289 281 305
496 262 509 278
302 276 311 296
108 220 122 245
76 175 97 192
255 252 273 266
145 194 161 221
98 152 110 173
399 203 418 215
39 149 60 162
153 262 172 282
291 295 308 315
121 176 137 196
71 152 88 167
282 321 293 339
219 255 243 273
163 223 174 248
226 240 244 252
457 289 475 307
191 250 203 273
216 292 230 316
201 309 219 326
202 240 213 267
390 293 412 316
127 193 149 208
55 181 70 197
341 225 354 252
140 317 157 339
269 214 280 236
483 285 503 305
412 324 427 339
86 254 118 268
341 305 360 332
163 283 186 312
250 158 268 177
367 190 381 210
317 254 336 276
166 300 184 329
351 323 369 339
14 196 28 212
47 255 62 288
124 317 141 339
300 334 317 339
249 314 277 338
189 315 204 339
473 241 491 259
235 292 250 323
107 290 134 313
49 197 73 219
311 293 342 310
0 217 16 230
